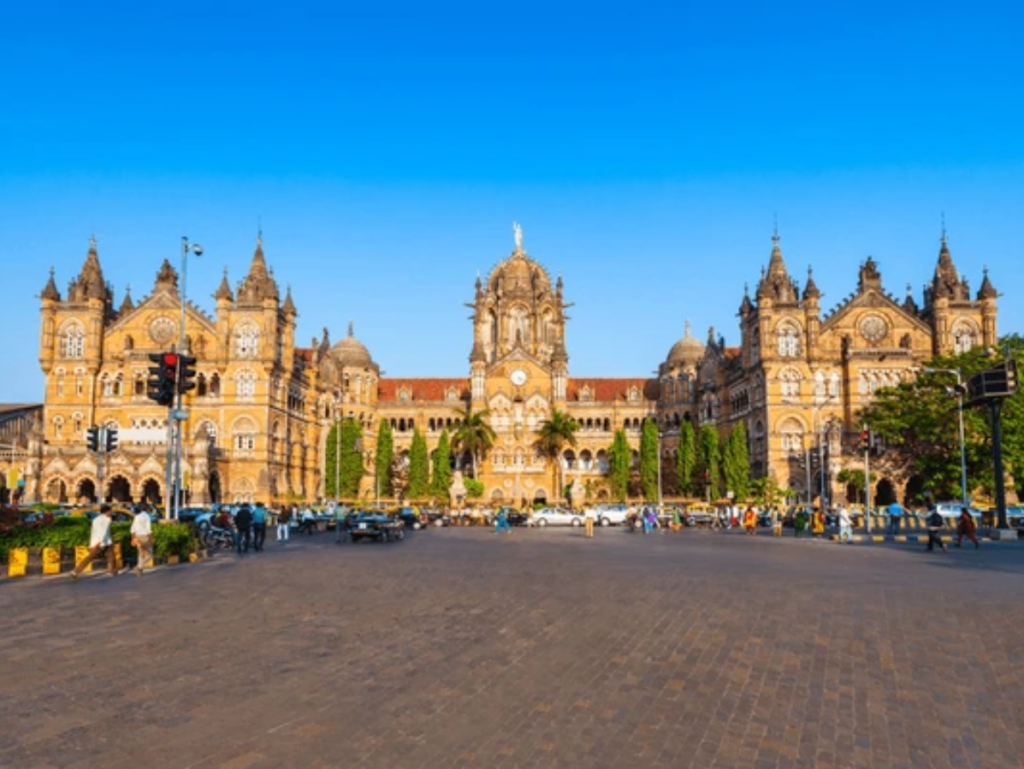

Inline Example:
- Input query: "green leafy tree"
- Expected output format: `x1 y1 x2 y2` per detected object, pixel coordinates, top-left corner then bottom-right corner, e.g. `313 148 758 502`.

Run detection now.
534 409 579 505
722 422 751 502
862 338 1024 502
407 428 430 500
836 468 877 505
430 429 453 499
676 420 696 497
325 418 364 499
374 420 394 498
750 476 788 509
451 405 497 479
464 478 484 498
607 429 631 502
696 424 721 501
639 419 660 501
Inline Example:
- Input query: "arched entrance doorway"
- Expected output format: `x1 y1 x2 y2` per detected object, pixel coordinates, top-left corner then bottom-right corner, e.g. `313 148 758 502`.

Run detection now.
876 478 896 506
47 478 68 503
208 471 222 504
108 476 132 504
141 478 162 505
490 489 504 503
76 478 97 504
533 488 548 506
904 475 926 507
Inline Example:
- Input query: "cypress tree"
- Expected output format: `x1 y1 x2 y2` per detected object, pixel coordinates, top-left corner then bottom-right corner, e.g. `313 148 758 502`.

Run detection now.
407 428 430 500
608 429 631 502
696 424 721 501
676 420 696 497
325 423 339 499
430 429 453 499
639 419 660 501
374 420 394 498
722 422 751 502
339 418 365 498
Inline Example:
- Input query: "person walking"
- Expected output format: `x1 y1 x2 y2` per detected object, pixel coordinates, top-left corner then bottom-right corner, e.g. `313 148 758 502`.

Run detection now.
251 503 268 552
235 504 253 554
495 508 512 535
671 507 683 533
771 507 783 537
335 504 348 543
584 506 596 538
811 508 826 540
299 507 316 535
837 503 853 544
71 505 117 579
956 507 979 549
794 508 807 538
887 501 905 536
277 505 291 543
742 506 757 535
925 505 948 553
131 509 154 573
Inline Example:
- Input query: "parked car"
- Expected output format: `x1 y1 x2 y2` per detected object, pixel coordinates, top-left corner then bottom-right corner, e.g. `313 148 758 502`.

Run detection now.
930 502 983 523
530 507 583 527
349 512 405 543
685 505 716 527
395 507 426 530
592 504 630 527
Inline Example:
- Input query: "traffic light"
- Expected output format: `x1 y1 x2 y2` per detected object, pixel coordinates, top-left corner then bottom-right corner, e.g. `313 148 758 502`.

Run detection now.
147 351 178 407
105 427 118 453
86 426 99 452
858 430 870 452
177 355 198 394
1008 359 1018 394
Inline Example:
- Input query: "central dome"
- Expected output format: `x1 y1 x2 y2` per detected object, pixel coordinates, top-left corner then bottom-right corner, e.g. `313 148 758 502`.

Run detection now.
331 323 376 368
665 320 705 366
487 250 552 296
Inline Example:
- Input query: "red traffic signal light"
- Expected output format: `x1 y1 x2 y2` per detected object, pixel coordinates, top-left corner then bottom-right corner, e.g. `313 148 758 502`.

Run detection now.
147 351 178 407
858 430 870 452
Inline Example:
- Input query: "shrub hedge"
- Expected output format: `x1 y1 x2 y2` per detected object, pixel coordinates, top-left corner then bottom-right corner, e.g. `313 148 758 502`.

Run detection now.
0 517 197 563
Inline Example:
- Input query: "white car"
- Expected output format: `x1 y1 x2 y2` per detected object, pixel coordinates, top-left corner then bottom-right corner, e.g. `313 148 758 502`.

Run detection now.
530 507 583 527
591 504 630 527
929 502 983 522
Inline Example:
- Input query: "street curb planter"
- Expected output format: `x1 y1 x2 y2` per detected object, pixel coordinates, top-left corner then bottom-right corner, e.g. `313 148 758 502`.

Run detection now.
74 546 93 573
165 555 180 565
42 547 61 575
7 548 28 577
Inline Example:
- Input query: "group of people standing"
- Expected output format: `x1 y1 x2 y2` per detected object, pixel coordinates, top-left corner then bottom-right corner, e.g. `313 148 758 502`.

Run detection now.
70 505 154 579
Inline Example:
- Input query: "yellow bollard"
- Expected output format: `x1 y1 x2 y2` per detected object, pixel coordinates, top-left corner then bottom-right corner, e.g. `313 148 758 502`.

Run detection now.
113 543 124 570
74 545 93 573
8 548 28 577
42 547 61 575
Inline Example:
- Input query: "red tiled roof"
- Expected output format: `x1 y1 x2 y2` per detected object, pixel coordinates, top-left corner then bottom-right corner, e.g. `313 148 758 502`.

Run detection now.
723 346 741 360
567 377 659 402
378 377 470 403
294 348 314 363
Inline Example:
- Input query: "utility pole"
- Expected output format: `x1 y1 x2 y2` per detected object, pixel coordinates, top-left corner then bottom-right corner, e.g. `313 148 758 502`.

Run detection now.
863 426 872 534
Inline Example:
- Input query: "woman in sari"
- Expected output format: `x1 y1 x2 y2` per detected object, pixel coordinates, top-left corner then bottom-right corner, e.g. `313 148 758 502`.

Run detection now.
742 506 758 535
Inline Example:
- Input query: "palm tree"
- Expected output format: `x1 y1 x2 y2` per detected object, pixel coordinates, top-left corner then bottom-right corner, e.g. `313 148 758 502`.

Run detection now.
451 404 497 480
534 409 579 505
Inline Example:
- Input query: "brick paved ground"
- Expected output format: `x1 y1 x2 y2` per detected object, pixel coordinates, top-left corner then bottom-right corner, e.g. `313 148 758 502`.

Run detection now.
2 527 1023 769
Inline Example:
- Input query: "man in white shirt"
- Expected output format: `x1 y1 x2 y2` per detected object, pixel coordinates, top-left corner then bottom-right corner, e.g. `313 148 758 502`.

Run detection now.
71 505 117 579
131 510 154 574
584 507 596 538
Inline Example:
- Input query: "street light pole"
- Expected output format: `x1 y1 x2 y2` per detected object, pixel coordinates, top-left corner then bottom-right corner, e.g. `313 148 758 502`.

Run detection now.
924 368 969 508
656 430 663 508
171 236 202 521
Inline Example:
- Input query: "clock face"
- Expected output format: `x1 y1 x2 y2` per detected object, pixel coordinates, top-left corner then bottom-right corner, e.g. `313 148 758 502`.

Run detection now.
148 316 176 345
859 315 889 344
510 368 528 386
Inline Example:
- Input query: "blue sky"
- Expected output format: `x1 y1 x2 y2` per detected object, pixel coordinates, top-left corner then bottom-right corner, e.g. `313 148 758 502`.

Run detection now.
2 0 1022 402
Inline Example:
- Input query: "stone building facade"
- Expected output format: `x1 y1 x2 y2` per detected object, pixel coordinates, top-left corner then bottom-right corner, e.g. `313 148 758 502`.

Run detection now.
29 229 997 508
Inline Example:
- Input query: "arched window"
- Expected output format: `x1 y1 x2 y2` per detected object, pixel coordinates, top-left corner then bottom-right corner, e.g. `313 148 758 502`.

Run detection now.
236 369 256 397
58 320 85 358
952 320 979 354
779 368 802 400
233 321 259 359
232 417 257 452
72 412 83 434
829 373 840 398
55 368 66 397
196 421 218 449
779 417 805 454
209 373 221 397
53 416 64 439
776 321 802 357
74 369 85 396
813 371 826 398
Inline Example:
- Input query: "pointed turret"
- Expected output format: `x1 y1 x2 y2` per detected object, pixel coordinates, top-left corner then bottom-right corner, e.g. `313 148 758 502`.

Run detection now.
237 235 279 303
903 283 919 314
802 266 821 301
118 284 135 314
68 237 108 302
214 267 234 302
977 267 997 300
282 285 297 315
40 267 61 301
757 233 797 303
932 232 962 299
153 259 179 294
738 283 753 316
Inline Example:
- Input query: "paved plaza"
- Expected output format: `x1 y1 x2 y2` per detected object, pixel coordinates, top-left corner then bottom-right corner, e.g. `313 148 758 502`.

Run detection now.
2 527 1023 769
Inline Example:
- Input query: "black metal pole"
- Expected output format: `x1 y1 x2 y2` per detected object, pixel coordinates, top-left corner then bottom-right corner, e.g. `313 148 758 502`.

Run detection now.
990 399 1009 529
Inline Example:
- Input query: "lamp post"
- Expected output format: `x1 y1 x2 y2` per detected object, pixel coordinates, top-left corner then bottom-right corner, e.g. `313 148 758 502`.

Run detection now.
922 368 969 509
656 429 663 509
332 397 341 507
808 396 836 511
170 236 202 521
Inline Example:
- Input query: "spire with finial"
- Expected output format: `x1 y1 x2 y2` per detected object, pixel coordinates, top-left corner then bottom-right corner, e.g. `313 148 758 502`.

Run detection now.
214 267 233 301
237 233 278 302
118 284 134 314
802 265 821 300
758 228 795 302
70 235 107 301
977 266 997 300
154 259 179 293
282 284 297 315
932 225 961 299
41 266 61 301
348 320 355 338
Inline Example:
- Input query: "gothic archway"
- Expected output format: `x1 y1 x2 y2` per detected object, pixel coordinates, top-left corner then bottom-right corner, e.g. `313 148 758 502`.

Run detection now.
107 476 132 504
46 478 68 503
141 478 162 505
904 475 926 507
876 478 896 506
209 471 222 504
76 478 97 504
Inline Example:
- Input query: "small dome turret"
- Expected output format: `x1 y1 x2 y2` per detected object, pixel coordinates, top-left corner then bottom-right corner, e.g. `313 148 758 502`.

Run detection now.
665 319 705 366
331 321 377 369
